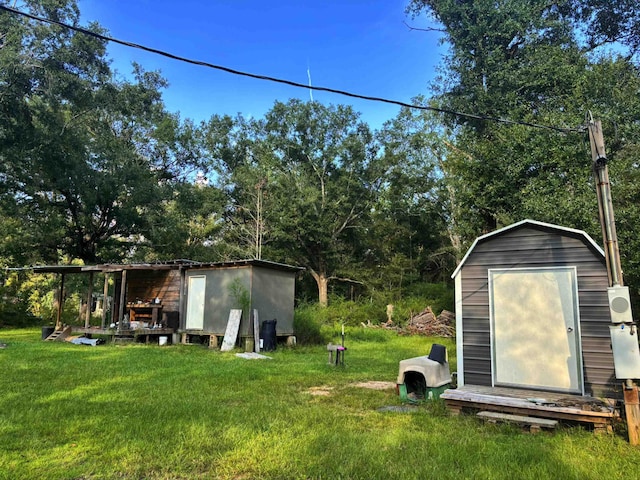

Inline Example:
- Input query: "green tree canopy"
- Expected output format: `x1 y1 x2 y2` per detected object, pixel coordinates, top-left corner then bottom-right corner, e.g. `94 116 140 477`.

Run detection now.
0 0 204 264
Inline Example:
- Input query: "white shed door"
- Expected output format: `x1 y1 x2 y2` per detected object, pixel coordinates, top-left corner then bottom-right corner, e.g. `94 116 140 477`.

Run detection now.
489 267 582 394
186 276 206 330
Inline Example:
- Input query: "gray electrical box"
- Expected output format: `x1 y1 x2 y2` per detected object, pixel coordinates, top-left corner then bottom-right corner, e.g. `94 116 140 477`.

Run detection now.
610 325 640 379
608 285 633 324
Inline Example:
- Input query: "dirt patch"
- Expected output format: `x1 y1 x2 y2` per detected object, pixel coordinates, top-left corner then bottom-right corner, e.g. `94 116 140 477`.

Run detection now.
307 386 334 396
351 381 396 391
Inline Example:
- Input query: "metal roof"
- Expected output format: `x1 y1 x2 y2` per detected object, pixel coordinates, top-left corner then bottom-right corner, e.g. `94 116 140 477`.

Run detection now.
451 219 605 279
17 259 304 275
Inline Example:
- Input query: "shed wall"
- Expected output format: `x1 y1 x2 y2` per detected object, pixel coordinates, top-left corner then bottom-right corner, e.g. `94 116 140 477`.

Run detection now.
186 267 251 335
251 266 295 335
184 266 296 337
458 226 617 397
126 270 181 329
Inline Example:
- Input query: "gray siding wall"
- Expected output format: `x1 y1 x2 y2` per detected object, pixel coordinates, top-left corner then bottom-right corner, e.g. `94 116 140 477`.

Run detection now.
184 265 296 336
185 267 251 334
251 266 295 335
459 226 617 398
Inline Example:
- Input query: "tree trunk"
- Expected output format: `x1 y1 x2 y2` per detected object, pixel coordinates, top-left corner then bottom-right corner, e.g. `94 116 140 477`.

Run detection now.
309 268 329 307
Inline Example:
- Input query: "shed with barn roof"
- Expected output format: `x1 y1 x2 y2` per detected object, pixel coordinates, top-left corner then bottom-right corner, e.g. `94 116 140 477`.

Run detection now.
450 219 618 399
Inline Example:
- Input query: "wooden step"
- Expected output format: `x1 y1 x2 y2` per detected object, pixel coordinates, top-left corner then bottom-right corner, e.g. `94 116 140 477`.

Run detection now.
477 411 558 433
45 326 72 342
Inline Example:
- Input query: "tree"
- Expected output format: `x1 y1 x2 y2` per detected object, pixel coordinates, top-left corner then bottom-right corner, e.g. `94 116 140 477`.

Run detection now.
205 100 385 306
367 103 455 291
407 0 640 303
0 1 203 264
137 180 226 262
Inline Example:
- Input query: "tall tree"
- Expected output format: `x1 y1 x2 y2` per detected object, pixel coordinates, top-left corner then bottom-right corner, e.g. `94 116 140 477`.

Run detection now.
0 1 202 264
407 0 640 300
205 100 385 306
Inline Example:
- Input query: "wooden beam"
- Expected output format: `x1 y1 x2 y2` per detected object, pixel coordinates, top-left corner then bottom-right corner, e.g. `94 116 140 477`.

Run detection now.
117 270 127 331
624 385 640 445
55 273 65 330
178 267 185 330
85 271 94 328
101 273 109 329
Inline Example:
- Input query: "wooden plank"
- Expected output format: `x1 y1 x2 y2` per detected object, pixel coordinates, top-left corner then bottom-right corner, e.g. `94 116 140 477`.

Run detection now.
477 411 558 428
85 272 94 328
118 270 127 329
101 273 109 329
55 273 65 330
253 309 260 353
444 398 613 425
623 384 640 445
441 389 615 418
220 309 242 352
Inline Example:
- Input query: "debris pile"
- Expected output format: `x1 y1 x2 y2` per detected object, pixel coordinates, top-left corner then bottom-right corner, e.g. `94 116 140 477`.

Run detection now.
405 308 455 337
362 307 455 337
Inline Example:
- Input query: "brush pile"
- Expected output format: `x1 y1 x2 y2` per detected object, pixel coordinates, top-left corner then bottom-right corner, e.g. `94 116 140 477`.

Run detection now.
364 307 455 337
405 307 455 337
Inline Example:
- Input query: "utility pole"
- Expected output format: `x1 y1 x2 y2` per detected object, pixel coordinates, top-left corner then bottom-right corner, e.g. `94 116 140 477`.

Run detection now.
588 118 640 444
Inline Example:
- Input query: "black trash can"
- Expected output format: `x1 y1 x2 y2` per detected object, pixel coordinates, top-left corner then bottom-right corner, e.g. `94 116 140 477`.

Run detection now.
260 319 277 352
41 325 55 340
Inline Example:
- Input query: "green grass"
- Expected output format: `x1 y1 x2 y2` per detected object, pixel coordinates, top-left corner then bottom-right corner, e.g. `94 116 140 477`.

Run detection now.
1 328 639 479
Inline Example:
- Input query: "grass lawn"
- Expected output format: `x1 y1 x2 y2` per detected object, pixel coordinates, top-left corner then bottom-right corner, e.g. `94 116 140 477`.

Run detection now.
1 328 639 479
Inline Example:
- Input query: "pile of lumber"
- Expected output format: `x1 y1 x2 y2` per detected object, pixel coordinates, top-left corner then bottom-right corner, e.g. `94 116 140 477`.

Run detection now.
405 307 455 337
363 307 455 337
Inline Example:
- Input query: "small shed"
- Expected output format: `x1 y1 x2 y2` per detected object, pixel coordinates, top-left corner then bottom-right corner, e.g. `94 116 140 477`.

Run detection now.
30 259 302 346
451 219 618 398
182 260 302 340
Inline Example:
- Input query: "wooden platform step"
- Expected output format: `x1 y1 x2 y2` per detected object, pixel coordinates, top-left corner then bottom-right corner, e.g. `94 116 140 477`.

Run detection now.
478 411 558 433
45 326 72 342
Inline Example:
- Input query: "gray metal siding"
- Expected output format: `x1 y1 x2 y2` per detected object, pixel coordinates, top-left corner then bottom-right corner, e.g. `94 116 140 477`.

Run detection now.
184 265 296 337
185 267 251 334
459 226 617 397
251 267 295 335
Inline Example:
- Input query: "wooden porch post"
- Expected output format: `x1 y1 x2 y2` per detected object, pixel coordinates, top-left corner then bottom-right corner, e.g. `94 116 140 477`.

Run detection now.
55 273 65 330
85 272 94 328
179 267 185 330
101 273 109 329
117 269 127 332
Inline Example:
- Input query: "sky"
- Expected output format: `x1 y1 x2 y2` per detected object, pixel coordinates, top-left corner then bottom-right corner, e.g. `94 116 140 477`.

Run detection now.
78 0 445 130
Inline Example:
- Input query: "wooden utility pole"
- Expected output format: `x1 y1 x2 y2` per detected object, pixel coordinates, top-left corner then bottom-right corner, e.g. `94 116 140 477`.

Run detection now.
588 118 640 444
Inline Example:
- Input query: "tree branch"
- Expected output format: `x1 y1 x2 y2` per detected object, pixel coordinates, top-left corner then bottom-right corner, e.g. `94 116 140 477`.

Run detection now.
403 21 446 34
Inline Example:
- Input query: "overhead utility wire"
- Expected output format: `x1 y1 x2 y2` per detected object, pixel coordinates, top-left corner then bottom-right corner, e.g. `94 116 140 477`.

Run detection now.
1 5 582 134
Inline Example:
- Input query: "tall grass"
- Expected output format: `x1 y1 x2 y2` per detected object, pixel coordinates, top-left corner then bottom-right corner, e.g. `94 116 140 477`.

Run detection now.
294 283 455 345
1 328 639 479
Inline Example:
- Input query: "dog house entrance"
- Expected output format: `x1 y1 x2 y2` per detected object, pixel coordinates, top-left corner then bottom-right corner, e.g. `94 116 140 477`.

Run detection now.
489 267 583 394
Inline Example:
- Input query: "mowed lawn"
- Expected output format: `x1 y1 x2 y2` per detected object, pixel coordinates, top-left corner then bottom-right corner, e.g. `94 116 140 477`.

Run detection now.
1 328 639 480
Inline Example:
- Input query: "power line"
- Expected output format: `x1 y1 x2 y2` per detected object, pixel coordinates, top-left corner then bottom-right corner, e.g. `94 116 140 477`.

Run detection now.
1 4 584 134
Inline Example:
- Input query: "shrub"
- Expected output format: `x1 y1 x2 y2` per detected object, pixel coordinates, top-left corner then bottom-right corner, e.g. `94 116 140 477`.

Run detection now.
293 304 327 345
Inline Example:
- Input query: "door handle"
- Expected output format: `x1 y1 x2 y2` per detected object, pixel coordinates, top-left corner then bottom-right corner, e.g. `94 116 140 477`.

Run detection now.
567 327 574 332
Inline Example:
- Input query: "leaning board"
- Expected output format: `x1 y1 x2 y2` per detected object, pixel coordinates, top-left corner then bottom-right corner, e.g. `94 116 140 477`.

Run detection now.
253 309 260 353
220 309 242 351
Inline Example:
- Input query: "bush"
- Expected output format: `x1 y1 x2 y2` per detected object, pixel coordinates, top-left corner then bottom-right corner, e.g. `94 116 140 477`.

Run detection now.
293 282 455 343
293 305 327 345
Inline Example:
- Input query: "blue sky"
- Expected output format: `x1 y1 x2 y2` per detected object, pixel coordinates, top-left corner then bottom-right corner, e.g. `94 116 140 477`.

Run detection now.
79 0 444 130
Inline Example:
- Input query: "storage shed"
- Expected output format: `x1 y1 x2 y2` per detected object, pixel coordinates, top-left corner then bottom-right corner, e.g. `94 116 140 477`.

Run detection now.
451 219 618 398
31 259 301 346
182 260 302 341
